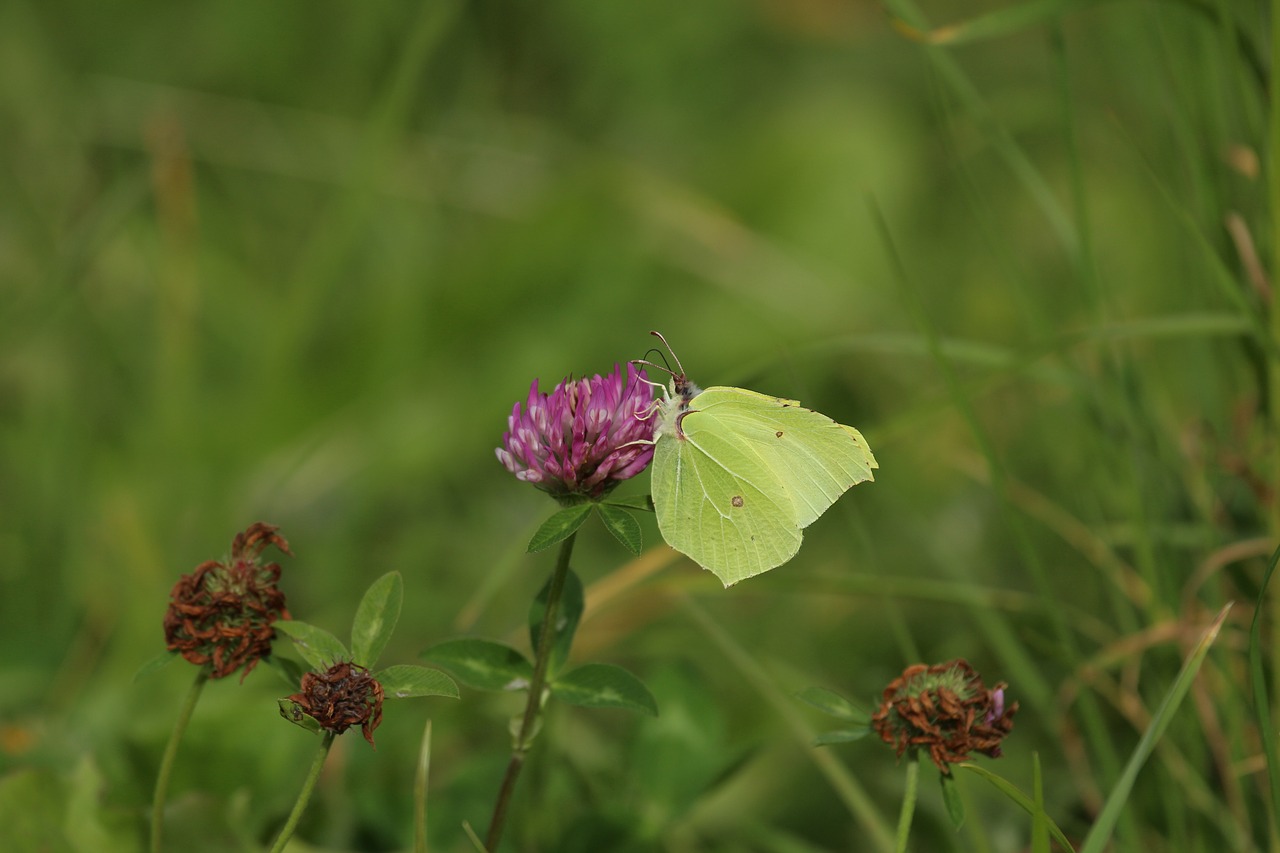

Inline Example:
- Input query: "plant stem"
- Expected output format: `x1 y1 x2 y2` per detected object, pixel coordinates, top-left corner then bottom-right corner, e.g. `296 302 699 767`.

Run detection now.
150 665 210 853
484 532 577 852
268 732 336 853
894 752 920 853
414 719 432 853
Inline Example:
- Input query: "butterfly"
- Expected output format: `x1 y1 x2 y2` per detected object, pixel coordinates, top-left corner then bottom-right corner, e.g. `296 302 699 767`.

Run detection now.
639 332 877 586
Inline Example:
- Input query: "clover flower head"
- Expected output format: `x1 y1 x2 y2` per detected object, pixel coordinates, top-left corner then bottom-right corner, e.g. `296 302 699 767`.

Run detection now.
496 362 656 501
163 522 291 681
871 659 1017 775
286 661 385 746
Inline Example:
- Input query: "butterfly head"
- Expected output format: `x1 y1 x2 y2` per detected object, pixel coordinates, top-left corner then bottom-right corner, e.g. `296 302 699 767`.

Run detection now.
645 331 703 439
670 373 701 409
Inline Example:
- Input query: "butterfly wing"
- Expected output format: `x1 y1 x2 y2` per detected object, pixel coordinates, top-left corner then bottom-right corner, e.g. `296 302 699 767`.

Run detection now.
653 412 802 586
692 387 877 527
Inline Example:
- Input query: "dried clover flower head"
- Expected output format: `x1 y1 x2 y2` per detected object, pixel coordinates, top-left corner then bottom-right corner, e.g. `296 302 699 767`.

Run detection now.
286 661 385 746
496 362 656 501
871 659 1017 774
163 522 291 680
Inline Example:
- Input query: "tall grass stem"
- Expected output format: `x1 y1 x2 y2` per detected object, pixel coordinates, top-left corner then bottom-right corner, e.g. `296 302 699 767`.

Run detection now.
150 665 209 853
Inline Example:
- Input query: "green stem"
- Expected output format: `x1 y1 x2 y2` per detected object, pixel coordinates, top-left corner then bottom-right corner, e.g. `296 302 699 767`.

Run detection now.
268 732 337 853
894 752 921 853
484 532 577 852
1268 6 1280 841
150 665 210 853
414 719 432 853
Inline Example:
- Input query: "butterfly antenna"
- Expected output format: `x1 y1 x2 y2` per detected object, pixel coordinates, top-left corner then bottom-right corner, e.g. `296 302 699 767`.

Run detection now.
632 346 675 388
631 361 672 392
649 330 685 377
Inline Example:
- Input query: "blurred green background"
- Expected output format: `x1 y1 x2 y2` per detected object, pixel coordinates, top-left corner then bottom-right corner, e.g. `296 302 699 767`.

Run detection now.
2 0 1274 851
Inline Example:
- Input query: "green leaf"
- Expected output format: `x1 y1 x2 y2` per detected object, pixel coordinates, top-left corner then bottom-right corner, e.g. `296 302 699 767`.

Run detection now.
812 727 871 746
597 504 642 555
959 764 1076 853
551 663 658 716
264 654 309 688
602 493 654 512
528 504 593 553
794 686 870 723
277 698 323 734
273 621 350 671
133 650 178 682
351 571 403 668
376 664 460 699
528 568 583 676
940 773 965 830
420 638 533 692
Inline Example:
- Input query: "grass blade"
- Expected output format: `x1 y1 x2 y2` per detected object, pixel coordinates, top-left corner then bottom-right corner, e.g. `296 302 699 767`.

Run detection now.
1247 545 1280 837
960 764 1075 852
892 0 1103 46
1078 604 1233 853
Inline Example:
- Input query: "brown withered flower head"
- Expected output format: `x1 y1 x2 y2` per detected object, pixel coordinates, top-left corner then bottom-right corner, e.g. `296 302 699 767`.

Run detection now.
871 659 1017 775
287 662 385 746
163 522 291 681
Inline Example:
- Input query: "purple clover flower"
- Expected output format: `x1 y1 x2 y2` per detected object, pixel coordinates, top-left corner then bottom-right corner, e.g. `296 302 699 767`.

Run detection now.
496 362 657 502
986 686 1005 724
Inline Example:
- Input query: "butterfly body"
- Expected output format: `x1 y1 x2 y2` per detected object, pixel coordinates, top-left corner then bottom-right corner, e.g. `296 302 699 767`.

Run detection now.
651 371 877 586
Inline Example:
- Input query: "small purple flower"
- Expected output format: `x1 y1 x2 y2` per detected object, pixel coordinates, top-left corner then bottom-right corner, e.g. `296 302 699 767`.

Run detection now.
985 686 1005 724
497 362 657 501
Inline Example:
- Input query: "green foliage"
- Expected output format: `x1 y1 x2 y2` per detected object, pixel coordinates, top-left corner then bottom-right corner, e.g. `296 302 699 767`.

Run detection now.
795 686 870 723
376 664 460 700
272 621 350 671
798 685 873 746
528 567 584 675
602 495 655 513
2 0 1275 848
527 505 593 553
133 650 179 682
0 759 136 853
596 504 643 555
277 698 324 735
1078 606 1232 853
421 639 534 692
961 764 1075 852
263 654 309 689
528 502 648 556
351 571 404 669
275 572 457 739
550 663 659 717
940 773 965 831
1248 544 1280 825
